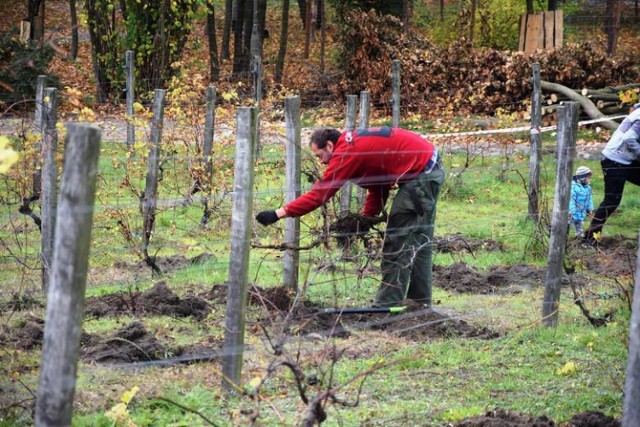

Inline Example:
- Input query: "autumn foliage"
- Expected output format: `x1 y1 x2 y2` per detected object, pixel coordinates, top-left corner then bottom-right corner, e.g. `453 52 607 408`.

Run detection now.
331 10 640 117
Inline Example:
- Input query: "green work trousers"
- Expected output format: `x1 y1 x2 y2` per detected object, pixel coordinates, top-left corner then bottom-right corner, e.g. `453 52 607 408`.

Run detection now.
374 166 445 307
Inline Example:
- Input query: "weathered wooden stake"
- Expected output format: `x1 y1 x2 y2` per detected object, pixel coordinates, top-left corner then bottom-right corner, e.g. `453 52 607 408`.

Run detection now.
528 63 542 221
222 106 257 392
253 55 262 156
339 94 358 216
33 75 47 197
35 124 101 427
542 102 579 327
142 89 166 274
356 90 371 210
201 86 216 223
623 233 640 426
40 87 58 292
125 50 135 150
392 59 401 127
283 96 301 290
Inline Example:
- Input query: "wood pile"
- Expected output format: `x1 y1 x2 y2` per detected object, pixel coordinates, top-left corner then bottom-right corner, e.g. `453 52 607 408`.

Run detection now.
330 10 640 119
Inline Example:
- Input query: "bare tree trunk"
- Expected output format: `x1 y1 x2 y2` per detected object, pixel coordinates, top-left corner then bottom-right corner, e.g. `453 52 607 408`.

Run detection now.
469 0 476 42
207 2 220 81
232 0 248 76
304 0 311 59
526 0 534 14
402 0 413 33
222 0 233 60
275 0 290 84
69 0 78 59
440 0 445 21
298 0 307 28
605 0 621 56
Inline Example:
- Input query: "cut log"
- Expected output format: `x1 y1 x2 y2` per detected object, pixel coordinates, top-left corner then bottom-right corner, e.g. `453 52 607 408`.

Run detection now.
541 80 620 131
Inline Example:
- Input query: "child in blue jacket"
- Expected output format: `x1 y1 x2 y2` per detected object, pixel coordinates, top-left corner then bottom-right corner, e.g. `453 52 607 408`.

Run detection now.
569 166 594 236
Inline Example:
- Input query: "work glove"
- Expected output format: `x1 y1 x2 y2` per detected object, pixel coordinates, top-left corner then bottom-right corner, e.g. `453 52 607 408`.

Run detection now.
256 210 279 226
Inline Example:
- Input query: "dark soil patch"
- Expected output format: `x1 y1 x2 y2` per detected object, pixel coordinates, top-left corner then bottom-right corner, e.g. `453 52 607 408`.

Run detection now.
453 409 619 426
434 262 546 294
0 316 45 350
349 300 499 341
84 281 210 319
0 316 98 350
204 283 293 312
453 409 555 426
81 321 166 364
565 411 620 427
435 233 503 254
568 235 637 280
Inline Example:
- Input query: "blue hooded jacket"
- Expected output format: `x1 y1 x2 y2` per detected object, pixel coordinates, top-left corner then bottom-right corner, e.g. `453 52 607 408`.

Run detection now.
569 180 593 222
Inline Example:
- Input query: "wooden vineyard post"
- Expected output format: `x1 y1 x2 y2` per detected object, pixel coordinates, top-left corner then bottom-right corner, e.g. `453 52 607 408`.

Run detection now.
35 124 101 426
528 63 542 222
40 87 58 292
355 90 371 210
392 59 401 127
125 50 135 150
339 94 358 216
201 85 216 224
141 89 166 274
222 106 257 392
542 102 579 327
623 233 640 426
283 96 302 291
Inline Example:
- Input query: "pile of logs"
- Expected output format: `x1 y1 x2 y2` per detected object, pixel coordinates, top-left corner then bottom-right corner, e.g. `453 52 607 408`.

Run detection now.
541 81 639 130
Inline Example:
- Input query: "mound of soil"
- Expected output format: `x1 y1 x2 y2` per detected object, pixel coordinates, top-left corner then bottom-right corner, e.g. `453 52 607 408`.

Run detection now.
454 409 555 426
84 281 210 319
350 301 499 341
435 234 503 254
434 262 546 294
571 235 637 280
0 316 45 350
453 409 619 427
204 283 293 312
82 321 166 364
0 292 43 311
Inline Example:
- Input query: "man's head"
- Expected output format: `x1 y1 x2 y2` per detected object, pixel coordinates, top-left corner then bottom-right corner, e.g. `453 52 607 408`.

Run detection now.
309 128 341 165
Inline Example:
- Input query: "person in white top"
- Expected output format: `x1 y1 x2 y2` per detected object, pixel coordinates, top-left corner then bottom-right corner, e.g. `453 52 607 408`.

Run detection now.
584 104 640 245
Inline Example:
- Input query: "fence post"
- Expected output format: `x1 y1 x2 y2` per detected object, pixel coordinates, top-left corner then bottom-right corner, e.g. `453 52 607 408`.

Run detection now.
33 75 47 197
339 94 358 216
392 59 401 127
355 90 371 210
542 102 579 327
40 87 58 292
528 63 542 221
35 124 101 427
623 233 640 427
125 50 135 150
222 106 257 392
142 89 166 274
201 85 216 224
283 96 301 290
253 55 262 156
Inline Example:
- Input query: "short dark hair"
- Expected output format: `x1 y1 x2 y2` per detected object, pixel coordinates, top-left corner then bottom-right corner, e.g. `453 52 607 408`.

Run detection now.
310 128 341 149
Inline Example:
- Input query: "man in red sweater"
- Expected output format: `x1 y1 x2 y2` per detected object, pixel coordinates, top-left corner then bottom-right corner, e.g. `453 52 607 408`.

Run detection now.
256 126 445 308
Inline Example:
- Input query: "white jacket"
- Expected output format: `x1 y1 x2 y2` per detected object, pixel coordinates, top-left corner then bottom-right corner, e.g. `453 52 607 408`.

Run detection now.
602 108 640 165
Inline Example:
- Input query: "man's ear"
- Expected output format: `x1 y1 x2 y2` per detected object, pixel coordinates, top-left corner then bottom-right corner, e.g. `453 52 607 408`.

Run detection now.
327 141 334 152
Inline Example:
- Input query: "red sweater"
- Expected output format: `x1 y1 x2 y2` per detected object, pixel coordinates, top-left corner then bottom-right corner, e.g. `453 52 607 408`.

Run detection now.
284 127 435 218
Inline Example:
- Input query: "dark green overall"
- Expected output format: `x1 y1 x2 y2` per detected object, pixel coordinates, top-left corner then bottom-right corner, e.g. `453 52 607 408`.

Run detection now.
374 163 445 307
